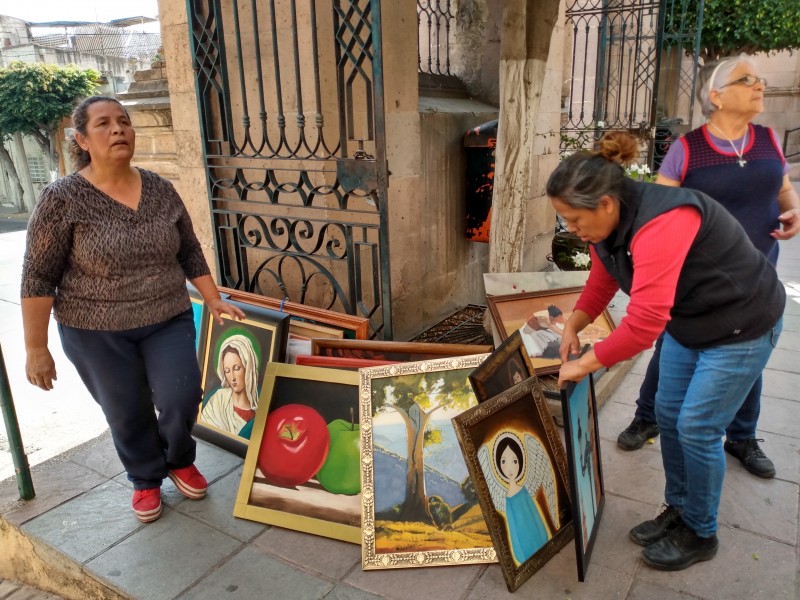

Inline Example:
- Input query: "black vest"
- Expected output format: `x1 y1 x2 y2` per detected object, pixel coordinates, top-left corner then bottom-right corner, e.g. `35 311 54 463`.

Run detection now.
593 180 785 348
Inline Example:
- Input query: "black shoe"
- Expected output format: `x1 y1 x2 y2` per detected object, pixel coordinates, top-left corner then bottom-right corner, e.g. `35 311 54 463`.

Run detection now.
642 521 719 571
617 417 659 451
724 438 776 479
629 505 683 546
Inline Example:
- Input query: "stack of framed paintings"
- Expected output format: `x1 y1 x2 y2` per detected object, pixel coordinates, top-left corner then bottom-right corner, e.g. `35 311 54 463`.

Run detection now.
219 286 370 340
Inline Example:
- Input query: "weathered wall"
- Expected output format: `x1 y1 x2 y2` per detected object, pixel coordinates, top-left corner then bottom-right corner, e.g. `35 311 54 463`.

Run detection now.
156 0 217 275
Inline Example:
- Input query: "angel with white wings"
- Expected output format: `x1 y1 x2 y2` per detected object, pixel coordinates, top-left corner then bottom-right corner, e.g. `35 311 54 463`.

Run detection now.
478 431 561 565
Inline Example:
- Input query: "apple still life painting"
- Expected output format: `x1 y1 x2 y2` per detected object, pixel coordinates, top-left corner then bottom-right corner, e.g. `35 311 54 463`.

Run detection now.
234 363 362 543
359 355 497 569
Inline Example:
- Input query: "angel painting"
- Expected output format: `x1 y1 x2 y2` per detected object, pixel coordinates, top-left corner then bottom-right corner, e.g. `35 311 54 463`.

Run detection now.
478 431 561 565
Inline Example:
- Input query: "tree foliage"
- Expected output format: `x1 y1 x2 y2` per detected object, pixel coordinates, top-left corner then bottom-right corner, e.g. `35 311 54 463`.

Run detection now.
691 0 800 61
0 61 99 161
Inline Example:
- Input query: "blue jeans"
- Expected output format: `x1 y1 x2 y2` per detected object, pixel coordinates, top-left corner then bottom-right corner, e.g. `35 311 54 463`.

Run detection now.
634 333 761 441
654 319 782 537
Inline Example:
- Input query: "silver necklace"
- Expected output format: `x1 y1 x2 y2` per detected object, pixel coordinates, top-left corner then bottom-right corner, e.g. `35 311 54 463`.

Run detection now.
708 122 748 167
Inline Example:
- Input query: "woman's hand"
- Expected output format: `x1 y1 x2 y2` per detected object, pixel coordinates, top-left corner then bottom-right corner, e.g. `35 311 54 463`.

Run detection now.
207 298 246 325
772 207 800 240
559 326 582 363
25 346 57 391
558 348 604 387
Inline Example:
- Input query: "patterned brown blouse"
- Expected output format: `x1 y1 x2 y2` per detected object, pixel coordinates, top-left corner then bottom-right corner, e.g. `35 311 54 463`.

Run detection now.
21 169 211 331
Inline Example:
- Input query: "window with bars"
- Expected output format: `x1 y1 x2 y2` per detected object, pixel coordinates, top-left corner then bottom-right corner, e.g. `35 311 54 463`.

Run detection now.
27 156 48 183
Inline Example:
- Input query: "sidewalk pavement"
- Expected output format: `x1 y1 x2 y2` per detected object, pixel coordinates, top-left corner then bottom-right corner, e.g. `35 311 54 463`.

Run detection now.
0 233 798 600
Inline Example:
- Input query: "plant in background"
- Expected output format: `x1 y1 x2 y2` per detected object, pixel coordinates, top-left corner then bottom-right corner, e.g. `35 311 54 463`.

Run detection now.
556 247 591 271
625 163 656 182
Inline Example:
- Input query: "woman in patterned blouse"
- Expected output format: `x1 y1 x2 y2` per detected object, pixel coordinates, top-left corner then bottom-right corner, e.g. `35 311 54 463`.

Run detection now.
21 96 244 523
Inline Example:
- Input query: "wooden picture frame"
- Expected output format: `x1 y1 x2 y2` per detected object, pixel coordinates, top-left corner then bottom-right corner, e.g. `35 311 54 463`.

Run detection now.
560 374 605 582
453 379 574 592
186 282 209 366
486 288 615 376
359 354 496 570
233 363 362 543
468 330 537 403
219 286 370 340
294 355 398 370
195 300 290 456
312 339 493 362
287 319 345 341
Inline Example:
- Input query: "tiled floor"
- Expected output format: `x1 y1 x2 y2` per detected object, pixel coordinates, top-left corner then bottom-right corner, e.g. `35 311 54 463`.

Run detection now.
1 237 799 600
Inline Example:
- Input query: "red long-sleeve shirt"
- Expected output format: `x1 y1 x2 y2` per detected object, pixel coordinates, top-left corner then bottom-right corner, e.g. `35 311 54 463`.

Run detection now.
573 206 702 367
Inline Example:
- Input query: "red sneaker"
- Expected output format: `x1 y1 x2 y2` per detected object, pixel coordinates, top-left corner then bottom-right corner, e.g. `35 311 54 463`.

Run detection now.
132 488 162 523
168 465 207 500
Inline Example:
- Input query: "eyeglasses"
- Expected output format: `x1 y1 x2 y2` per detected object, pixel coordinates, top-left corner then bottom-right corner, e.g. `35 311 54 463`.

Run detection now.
721 75 767 88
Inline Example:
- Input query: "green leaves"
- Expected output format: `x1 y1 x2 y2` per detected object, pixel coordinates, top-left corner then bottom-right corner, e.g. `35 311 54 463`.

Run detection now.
0 61 99 139
685 0 800 60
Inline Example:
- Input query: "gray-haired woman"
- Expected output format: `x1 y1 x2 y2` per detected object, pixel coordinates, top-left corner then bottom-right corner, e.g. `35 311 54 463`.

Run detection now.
616 55 800 480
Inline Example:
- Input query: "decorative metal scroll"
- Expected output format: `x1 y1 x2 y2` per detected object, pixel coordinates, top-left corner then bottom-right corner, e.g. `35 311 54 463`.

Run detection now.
562 0 703 168
187 0 392 339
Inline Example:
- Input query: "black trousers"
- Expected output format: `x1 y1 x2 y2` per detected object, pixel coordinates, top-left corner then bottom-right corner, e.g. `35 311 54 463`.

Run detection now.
59 309 201 489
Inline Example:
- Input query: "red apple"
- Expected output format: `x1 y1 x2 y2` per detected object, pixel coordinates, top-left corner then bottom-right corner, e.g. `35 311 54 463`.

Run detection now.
259 404 330 487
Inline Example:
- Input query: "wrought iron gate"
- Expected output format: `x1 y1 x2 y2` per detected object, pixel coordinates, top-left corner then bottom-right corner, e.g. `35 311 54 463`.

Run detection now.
562 0 703 167
187 0 392 339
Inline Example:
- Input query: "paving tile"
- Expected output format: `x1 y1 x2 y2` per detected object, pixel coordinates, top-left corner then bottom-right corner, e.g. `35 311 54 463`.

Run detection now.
85 508 242 600
0 459 107 527
780 313 800 333
173 467 266 542
324 584 384 600
604 373 644 407
776 330 800 352
67 433 125 480
757 396 800 439
589 495 663 577
766 347 800 374
719 467 798 545
743 432 800 486
465 551 632 600
252 525 361 581
344 560 485 600
626 579 700 600
597 399 656 447
629 350 655 377
599 438 665 507
20 480 142 564
177 546 334 600
636 525 798 600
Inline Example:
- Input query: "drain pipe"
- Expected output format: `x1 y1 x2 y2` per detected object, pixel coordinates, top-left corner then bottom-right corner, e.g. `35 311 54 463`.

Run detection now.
0 343 35 500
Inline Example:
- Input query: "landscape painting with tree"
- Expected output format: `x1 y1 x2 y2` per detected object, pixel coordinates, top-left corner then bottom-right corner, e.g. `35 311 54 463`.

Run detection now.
360 356 497 569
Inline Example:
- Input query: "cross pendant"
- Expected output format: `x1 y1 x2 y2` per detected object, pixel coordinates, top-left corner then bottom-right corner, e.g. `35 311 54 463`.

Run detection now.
737 159 747 167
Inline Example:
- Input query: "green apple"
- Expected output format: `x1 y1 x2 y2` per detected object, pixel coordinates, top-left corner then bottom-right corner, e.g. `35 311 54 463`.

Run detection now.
316 418 361 495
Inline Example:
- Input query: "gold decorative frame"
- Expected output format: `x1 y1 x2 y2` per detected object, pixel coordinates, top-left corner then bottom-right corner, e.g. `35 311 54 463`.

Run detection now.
359 354 497 569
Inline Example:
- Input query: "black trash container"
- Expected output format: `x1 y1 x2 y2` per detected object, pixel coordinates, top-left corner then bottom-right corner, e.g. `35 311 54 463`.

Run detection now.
464 119 498 242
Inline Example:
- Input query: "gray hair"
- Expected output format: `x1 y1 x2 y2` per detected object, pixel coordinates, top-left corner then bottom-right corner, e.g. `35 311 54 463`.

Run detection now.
696 55 759 118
